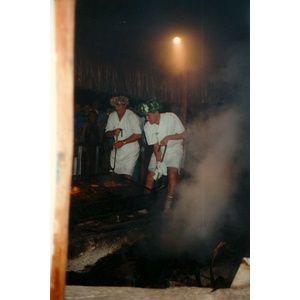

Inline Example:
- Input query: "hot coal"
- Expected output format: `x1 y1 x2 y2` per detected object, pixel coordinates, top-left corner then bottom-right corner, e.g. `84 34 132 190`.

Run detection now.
67 229 248 289
67 169 249 289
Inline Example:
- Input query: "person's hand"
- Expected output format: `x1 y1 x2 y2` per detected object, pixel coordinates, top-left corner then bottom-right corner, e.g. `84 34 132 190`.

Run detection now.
159 137 169 146
157 162 167 175
153 162 167 180
113 140 124 149
114 128 123 137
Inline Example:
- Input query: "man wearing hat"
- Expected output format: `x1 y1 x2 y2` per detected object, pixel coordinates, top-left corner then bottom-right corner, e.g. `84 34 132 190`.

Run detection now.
105 96 142 180
137 98 186 213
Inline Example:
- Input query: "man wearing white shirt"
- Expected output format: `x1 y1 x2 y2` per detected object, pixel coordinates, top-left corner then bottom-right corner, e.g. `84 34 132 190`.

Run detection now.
137 98 186 213
105 96 142 180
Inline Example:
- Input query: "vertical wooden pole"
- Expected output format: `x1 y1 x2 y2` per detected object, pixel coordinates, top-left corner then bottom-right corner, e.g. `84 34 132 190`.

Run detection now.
50 0 75 299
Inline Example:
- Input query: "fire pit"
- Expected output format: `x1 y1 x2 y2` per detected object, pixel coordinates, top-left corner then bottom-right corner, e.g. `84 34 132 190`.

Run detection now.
67 173 250 289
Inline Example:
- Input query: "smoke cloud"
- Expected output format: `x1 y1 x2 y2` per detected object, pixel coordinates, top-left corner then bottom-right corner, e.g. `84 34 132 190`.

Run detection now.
159 105 250 263
156 38 250 263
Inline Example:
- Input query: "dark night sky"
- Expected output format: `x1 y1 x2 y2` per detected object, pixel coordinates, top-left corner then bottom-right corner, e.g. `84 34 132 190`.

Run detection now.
75 0 250 72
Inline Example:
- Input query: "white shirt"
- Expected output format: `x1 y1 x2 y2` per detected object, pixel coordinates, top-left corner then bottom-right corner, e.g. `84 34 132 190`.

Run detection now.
144 112 185 170
105 109 142 175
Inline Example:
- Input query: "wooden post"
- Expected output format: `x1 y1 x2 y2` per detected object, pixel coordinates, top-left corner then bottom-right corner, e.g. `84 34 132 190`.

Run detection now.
50 0 75 299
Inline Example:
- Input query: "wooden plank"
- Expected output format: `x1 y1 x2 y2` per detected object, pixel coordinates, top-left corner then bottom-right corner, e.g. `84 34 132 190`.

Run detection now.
50 0 75 299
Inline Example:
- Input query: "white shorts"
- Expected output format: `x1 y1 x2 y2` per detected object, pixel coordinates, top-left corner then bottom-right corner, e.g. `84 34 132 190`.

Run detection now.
148 145 183 172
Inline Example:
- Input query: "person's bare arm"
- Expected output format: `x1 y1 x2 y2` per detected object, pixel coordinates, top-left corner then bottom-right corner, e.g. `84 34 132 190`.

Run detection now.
153 143 162 163
114 133 142 149
105 128 123 138
159 131 186 146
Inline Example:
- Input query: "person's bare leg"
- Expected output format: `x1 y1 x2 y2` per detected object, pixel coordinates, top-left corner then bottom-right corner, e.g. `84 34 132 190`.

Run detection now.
164 167 178 213
145 171 155 193
167 167 178 197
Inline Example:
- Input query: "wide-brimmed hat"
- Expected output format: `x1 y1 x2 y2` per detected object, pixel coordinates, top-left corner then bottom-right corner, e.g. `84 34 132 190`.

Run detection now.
136 98 162 116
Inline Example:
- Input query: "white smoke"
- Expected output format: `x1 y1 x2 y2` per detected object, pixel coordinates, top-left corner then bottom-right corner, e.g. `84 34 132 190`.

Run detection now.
159 105 249 262
156 37 250 262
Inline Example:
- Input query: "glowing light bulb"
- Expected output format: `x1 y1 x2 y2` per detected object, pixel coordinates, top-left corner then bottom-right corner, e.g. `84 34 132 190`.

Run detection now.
173 37 181 44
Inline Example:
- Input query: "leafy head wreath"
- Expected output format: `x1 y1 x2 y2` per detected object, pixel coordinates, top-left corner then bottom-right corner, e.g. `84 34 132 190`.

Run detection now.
110 96 129 107
136 98 163 117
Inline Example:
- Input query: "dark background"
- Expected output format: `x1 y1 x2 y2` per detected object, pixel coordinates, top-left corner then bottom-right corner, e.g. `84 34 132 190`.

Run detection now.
75 0 250 72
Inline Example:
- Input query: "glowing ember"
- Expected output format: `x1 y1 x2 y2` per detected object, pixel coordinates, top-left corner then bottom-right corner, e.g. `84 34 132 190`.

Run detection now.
103 181 127 187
